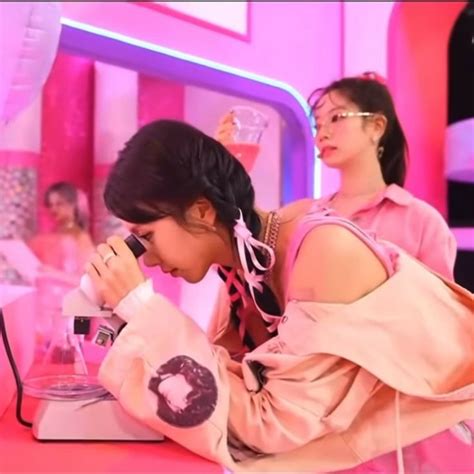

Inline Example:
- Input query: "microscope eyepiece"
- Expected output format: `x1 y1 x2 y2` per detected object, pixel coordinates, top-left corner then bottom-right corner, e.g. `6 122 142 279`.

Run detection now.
124 234 147 258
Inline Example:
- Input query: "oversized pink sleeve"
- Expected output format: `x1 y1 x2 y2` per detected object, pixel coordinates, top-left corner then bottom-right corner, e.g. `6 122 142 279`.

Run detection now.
98 290 372 467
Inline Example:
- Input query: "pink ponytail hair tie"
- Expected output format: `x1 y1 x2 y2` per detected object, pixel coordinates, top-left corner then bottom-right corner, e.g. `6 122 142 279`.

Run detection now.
359 71 387 85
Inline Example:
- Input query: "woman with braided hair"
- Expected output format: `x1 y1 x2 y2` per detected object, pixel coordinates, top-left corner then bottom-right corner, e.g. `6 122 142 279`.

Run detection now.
86 119 473 473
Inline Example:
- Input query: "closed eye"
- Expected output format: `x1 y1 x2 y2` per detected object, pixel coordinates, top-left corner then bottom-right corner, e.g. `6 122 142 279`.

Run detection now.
139 232 154 242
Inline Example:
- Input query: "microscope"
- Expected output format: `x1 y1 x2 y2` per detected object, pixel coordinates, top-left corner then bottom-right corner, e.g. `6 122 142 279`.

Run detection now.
32 235 164 441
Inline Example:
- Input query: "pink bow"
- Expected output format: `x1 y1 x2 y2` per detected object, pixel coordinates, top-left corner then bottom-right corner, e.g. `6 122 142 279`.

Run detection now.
233 210 281 332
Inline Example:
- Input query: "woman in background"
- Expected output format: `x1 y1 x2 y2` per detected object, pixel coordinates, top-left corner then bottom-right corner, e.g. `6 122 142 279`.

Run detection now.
30 181 94 274
217 73 456 279
314 74 472 468
29 181 94 349
309 72 457 278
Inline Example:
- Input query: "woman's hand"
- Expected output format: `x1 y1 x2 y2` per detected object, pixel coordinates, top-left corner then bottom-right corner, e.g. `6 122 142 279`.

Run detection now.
214 112 236 144
86 235 146 308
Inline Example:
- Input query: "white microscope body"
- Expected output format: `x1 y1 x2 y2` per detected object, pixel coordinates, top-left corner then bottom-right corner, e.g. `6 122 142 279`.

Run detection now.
33 236 163 441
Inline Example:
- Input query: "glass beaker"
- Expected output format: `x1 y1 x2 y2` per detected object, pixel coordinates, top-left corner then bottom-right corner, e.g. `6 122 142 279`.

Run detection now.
226 105 269 172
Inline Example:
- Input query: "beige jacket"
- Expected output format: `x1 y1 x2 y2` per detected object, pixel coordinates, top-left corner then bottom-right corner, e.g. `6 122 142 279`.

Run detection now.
99 216 474 473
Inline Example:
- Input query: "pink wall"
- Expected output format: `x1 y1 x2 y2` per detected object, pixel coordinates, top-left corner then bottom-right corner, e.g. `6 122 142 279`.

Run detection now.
342 2 395 78
388 1 466 215
62 2 342 198
61 2 342 102
60 2 342 198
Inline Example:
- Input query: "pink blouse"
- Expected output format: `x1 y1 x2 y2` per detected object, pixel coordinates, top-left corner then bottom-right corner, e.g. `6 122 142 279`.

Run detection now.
314 184 457 279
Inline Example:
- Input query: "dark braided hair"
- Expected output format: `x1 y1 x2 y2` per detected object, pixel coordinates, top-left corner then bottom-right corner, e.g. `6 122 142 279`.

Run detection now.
104 120 281 348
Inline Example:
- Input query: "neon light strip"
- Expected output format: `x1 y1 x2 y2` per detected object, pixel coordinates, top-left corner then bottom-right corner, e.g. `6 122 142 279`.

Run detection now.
60 17 321 198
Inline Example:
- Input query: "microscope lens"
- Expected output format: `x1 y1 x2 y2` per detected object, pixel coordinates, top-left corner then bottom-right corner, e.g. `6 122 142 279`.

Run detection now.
125 234 147 258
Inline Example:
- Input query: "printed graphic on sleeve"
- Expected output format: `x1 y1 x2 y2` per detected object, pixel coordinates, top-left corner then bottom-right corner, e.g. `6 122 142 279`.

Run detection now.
148 355 218 427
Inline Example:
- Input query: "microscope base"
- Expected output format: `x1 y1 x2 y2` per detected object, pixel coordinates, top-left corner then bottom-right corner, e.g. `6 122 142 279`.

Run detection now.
33 397 164 441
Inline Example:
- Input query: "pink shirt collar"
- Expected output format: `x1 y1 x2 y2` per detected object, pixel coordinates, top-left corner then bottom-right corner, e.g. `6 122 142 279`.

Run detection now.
319 184 413 213
381 184 413 206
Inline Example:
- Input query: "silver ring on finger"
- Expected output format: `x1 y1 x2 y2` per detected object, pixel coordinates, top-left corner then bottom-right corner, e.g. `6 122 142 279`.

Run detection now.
103 251 116 265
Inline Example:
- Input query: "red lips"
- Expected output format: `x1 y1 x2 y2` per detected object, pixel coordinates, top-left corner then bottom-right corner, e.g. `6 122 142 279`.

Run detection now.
320 146 338 158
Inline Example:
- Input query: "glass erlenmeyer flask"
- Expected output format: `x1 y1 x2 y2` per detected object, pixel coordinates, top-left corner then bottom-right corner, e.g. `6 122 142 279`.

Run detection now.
23 277 106 401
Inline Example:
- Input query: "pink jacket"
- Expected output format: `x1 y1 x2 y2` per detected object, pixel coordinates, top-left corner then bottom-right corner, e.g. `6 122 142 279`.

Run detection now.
314 184 457 279
98 212 473 473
